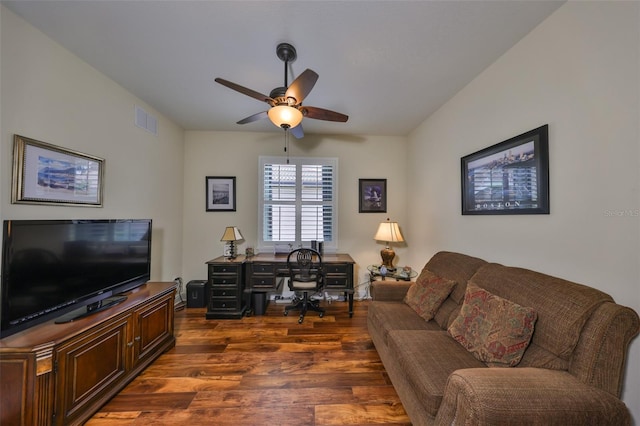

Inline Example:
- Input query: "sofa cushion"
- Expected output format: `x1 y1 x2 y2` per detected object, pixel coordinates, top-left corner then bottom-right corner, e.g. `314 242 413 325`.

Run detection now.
368 301 440 346
423 251 488 305
448 282 537 367
387 330 486 417
404 270 456 321
470 263 613 360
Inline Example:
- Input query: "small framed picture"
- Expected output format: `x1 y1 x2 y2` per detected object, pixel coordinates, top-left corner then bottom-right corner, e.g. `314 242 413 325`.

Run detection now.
206 176 236 211
359 178 387 213
461 125 549 215
12 135 104 207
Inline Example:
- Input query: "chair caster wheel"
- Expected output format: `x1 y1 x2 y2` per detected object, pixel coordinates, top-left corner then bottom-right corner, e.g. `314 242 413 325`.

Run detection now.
319 312 324 318
284 311 288 316
298 317 304 324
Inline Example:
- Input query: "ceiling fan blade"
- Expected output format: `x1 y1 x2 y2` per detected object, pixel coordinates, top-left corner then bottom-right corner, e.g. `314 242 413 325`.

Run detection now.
237 111 268 125
301 106 349 122
285 69 318 103
290 124 304 139
215 78 273 104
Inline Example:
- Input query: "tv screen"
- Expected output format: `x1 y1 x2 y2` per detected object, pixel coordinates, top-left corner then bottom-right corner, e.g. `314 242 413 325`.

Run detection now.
1 219 152 338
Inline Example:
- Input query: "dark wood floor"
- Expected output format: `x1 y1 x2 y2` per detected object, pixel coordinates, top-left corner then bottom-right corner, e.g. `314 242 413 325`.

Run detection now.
87 300 410 425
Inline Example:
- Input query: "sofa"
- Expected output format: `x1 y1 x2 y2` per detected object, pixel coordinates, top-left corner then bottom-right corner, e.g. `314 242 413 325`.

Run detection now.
367 251 639 425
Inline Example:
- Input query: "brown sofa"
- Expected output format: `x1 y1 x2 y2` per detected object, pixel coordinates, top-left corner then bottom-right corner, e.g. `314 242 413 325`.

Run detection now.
367 251 639 425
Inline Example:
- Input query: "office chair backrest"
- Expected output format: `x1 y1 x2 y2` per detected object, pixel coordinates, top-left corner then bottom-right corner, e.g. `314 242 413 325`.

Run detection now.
287 248 323 285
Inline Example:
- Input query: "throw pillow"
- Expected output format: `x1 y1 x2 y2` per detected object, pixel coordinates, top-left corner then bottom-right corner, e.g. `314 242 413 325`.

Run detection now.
404 269 456 321
448 282 537 367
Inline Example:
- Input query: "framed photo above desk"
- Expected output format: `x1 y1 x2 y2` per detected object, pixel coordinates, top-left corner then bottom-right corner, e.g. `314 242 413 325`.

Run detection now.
206 176 236 211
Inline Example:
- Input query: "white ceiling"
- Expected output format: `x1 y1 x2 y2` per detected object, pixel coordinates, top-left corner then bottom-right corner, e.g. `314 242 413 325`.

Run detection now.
3 0 564 137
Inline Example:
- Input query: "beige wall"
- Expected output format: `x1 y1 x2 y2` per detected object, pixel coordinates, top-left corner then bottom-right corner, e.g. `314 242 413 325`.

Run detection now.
182 131 408 297
407 2 640 419
0 6 185 282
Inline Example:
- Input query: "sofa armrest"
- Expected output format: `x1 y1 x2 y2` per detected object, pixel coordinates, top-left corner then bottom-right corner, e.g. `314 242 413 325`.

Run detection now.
435 367 631 425
370 281 412 302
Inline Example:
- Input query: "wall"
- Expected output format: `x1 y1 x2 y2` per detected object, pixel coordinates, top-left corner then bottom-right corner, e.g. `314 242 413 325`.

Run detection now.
0 6 185 282
407 1 639 420
182 131 409 297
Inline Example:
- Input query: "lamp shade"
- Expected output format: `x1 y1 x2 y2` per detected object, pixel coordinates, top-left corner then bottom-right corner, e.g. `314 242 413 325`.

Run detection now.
374 219 404 243
268 105 303 129
220 226 243 242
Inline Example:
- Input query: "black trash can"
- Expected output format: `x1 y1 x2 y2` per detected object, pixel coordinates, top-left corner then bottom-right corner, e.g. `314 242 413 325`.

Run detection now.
252 292 268 315
186 280 207 308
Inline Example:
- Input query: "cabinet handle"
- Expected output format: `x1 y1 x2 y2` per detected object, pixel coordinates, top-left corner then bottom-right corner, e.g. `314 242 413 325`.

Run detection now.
135 336 141 341
127 341 134 347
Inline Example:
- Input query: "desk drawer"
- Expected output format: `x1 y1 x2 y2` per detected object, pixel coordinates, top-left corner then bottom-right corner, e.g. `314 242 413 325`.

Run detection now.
324 276 349 288
251 276 276 288
211 276 237 285
211 287 238 298
210 299 239 310
324 264 350 274
211 264 239 274
251 263 275 274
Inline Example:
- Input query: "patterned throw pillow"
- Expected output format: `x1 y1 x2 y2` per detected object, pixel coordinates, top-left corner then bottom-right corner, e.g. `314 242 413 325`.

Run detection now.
448 282 537 367
404 270 456 321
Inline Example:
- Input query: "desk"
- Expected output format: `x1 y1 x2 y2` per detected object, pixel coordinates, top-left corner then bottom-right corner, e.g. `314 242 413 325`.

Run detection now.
206 253 355 319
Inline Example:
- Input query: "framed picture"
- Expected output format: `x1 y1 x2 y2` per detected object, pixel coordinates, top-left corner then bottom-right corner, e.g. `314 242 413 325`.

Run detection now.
206 176 236 211
12 135 104 207
461 124 549 215
359 178 387 213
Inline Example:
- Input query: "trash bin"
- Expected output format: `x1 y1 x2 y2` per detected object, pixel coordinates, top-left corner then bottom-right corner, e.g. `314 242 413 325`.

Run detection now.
252 292 268 315
186 280 207 308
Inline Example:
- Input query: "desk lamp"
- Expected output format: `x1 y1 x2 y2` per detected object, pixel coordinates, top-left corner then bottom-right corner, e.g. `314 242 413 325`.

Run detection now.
374 218 404 271
220 226 243 259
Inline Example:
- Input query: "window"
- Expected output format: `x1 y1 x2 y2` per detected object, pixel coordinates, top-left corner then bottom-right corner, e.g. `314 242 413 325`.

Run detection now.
259 156 338 252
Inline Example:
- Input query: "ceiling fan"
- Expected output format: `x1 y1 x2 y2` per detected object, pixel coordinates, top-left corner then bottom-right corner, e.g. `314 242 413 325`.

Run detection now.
215 42 348 139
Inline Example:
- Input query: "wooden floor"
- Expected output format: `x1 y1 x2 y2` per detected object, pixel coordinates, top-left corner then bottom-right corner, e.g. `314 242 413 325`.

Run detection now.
87 300 410 425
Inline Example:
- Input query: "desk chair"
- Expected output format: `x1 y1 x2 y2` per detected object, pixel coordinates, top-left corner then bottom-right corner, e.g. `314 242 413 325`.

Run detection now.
284 248 325 323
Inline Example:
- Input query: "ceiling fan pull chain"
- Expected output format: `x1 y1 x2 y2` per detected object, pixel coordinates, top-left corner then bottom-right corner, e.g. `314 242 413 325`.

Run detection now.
285 129 290 164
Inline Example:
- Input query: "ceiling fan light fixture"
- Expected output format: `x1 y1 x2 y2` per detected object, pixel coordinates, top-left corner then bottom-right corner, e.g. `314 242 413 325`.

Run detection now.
268 105 303 129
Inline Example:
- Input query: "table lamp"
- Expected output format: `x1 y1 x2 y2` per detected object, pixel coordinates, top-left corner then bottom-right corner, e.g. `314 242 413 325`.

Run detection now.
220 226 243 259
373 218 404 270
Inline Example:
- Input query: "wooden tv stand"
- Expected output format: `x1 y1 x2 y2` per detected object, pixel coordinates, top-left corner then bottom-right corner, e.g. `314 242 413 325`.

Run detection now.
0 282 177 426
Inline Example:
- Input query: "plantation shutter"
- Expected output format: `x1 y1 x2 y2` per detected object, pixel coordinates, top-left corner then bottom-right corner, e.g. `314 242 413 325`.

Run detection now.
260 156 337 250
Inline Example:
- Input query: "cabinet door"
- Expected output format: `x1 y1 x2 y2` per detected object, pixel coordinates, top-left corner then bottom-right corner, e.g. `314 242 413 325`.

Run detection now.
132 294 174 367
54 315 130 425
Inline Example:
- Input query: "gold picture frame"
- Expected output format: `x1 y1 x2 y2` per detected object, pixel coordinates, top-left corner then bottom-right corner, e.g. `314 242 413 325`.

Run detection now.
12 135 104 207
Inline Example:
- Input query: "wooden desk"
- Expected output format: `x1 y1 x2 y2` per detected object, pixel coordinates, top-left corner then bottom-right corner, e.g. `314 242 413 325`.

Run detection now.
206 253 355 318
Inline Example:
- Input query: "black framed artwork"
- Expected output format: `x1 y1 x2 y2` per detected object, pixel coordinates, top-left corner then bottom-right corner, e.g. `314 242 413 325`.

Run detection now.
461 125 549 215
206 176 236 211
359 178 387 213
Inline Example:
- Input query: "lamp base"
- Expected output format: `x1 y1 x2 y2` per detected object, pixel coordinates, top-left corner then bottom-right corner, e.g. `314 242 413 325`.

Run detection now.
224 241 237 259
380 247 396 271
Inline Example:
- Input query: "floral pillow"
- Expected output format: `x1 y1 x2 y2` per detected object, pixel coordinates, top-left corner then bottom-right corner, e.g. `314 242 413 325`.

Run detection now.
404 270 456 321
448 282 537 367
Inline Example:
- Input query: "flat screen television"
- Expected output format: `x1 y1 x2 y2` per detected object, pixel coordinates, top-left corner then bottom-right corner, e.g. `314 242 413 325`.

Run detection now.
1 219 152 338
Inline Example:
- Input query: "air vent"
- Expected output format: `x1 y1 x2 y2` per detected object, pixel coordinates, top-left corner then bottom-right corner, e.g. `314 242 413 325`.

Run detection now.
134 105 158 136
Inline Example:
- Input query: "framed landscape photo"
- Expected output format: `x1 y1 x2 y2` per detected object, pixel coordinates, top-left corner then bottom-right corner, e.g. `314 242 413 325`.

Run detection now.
12 135 104 207
359 178 387 213
206 176 236 211
461 125 549 215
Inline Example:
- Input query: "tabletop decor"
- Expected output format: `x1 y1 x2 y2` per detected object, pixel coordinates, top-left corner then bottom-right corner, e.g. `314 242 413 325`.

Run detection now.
206 176 236 211
12 134 104 207
359 178 387 213
461 125 549 215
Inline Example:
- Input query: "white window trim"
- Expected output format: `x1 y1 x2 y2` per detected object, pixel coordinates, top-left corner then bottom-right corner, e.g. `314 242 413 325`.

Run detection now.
258 156 338 253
